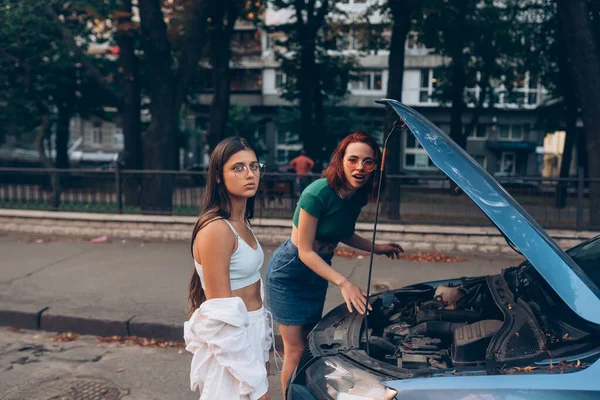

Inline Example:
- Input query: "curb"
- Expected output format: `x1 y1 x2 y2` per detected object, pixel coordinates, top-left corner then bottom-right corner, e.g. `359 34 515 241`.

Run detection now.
0 307 284 351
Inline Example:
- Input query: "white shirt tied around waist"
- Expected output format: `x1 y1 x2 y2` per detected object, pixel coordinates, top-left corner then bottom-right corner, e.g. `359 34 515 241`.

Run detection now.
184 296 273 400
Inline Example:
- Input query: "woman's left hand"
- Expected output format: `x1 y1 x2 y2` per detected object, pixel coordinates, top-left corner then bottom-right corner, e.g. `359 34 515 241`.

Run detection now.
375 243 404 259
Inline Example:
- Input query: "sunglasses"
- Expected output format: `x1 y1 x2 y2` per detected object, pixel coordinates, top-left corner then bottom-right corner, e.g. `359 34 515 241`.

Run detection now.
344 157 376 172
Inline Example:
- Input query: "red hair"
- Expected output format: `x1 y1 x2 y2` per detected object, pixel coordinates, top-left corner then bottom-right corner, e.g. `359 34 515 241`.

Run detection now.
323 131 384 202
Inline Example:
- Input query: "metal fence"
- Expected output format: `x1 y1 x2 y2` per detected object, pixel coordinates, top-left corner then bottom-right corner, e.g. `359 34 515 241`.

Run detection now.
0 167 597 230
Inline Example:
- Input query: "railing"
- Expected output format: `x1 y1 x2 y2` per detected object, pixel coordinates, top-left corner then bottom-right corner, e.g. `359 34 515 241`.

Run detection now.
0 167 598 230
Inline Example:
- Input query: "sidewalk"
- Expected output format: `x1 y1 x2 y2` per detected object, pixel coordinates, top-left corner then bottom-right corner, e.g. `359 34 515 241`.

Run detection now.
0 232 523 344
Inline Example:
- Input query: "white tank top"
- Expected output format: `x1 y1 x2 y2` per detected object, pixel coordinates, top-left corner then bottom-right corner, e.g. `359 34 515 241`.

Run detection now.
194 219 264 291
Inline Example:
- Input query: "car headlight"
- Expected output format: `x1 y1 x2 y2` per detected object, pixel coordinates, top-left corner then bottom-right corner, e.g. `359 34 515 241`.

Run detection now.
305 356 398 400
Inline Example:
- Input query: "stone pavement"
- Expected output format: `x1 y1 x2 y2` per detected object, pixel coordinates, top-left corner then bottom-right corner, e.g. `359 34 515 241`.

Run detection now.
0 232 524 344
0 327 282 399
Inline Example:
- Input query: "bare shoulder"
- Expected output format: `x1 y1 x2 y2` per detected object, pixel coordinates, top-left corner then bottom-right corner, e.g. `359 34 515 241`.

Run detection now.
195 218 234 245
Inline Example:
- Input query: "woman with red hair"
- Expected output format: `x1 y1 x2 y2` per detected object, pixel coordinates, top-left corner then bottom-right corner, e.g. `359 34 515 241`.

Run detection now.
265 131 403 396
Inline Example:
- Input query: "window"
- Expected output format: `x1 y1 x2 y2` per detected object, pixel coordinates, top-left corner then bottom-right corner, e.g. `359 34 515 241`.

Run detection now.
468 124 488 140
112 128 124 148
276 131 302 165
497 124 524 141
275 71 286 88
265 31 285 53
337 26 359 51
499 152 516 174
230 69 262 91
92 122 103 145
403 131 436 170
349 70 383 92
473 155 487 170
419 69 438 104
231 30 261 55
406 32 426 51
496 72 542 107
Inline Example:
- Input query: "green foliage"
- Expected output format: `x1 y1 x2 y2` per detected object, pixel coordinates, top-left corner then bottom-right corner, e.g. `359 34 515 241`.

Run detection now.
270 1 357 104
416 0 528 107
0 0 118 145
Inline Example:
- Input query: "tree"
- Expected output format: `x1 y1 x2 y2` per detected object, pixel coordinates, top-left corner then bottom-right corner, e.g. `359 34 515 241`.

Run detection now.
0 0 110 169
136 0 209 212
269 0 357 162
205 1 243 150
557 0 600 227
417 0 525 150
365 0 421 219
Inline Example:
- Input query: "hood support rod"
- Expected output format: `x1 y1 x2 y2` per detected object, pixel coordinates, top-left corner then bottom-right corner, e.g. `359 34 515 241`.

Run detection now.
364 117 405 356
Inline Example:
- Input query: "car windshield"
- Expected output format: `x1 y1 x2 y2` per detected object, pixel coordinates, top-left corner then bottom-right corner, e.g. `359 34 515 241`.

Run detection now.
520 236 600 290
566 236 600 289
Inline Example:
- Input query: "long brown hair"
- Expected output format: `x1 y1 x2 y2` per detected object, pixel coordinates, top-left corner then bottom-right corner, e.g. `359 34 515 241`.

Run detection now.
323 131 383 202
188 137 256 314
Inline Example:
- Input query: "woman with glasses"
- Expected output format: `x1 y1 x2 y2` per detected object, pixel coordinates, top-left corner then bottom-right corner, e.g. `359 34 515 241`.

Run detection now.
265 131 404 396
184 137 273 400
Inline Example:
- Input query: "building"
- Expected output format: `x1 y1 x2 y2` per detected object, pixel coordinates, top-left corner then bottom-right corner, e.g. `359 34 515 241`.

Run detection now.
189 1 549 177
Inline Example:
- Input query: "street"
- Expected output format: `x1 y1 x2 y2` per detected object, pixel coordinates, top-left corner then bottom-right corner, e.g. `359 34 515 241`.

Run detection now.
0 233 525 399
0 327 281 399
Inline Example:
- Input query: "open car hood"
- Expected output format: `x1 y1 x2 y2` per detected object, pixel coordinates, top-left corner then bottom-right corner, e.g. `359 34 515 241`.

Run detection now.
377 99 600 324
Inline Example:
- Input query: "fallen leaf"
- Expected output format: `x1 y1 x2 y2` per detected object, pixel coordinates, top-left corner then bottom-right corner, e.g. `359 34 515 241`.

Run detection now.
50 332 81 342
97 335 185 349
116 368 124 373
7 327 22 333
562 333 569 340
333 249 469 263
523 366 538 372
91 235 108 243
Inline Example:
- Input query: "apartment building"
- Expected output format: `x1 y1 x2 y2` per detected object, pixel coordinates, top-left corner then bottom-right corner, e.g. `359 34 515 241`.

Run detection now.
190 1 548 176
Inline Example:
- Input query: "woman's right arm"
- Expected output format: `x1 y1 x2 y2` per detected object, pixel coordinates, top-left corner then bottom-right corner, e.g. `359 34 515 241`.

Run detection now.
194 220 235 300
296 209 369 315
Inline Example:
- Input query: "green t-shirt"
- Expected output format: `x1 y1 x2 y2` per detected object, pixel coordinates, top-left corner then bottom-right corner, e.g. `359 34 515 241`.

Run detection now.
292 178 368 244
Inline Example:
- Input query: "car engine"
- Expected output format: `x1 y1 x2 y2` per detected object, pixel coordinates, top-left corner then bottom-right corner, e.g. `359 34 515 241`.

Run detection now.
365 277 507 370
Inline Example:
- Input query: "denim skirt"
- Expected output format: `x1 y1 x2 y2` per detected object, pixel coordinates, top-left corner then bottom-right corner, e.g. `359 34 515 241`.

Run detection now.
265 239 333 326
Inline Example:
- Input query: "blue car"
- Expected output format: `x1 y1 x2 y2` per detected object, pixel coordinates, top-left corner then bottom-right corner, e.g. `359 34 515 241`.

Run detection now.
287 100 600 400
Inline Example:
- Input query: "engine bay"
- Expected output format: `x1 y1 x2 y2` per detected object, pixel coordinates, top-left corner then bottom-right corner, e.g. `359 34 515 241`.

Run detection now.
364 277 508 371
362 272 599 372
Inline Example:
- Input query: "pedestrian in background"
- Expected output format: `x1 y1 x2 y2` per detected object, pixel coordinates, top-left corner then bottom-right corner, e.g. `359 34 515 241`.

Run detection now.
266 131 404 397
289 149 315 195
184 137 273 400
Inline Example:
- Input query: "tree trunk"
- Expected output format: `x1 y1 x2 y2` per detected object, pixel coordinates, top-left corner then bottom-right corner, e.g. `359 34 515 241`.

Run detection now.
206 0 239 150
577 128 588 173
35 116 61 208
555 64 578 209
557 0 600 227
138 0 208 213
298 39 317 158
449 59 467 150
382 0 415 220
55 105 71 169
312 70 326 162
114 0 142 207
555 108 576 208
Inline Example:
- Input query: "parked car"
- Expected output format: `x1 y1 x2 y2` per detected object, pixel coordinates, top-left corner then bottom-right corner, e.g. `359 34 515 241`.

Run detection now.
287 100 600 400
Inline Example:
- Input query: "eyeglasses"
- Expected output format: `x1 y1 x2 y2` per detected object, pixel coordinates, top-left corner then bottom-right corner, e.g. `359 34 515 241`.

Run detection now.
232 163 266 180
345 157 376 172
